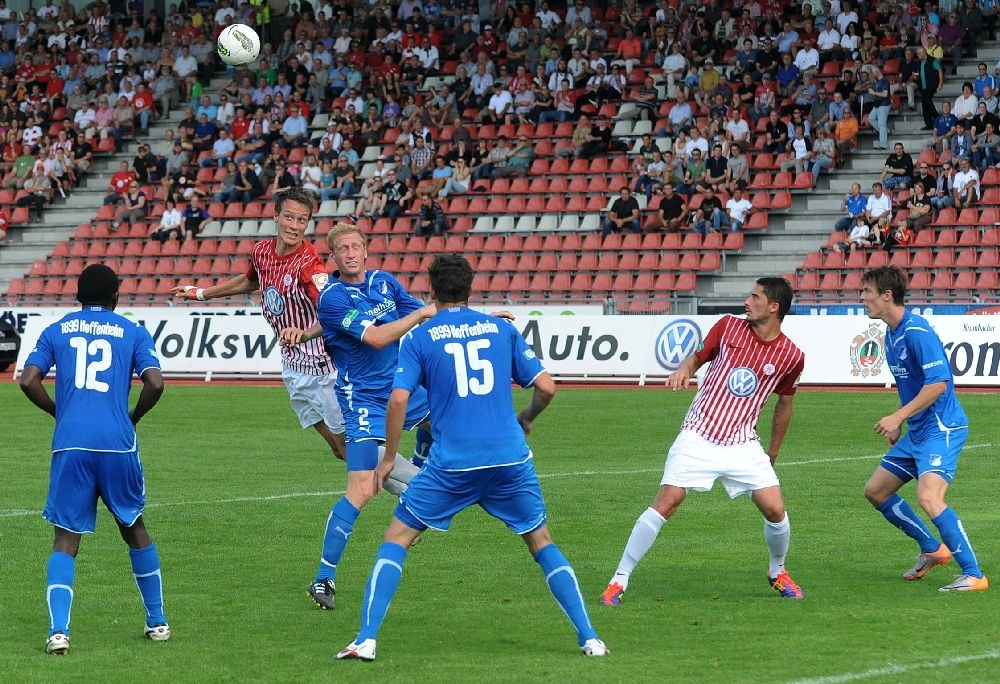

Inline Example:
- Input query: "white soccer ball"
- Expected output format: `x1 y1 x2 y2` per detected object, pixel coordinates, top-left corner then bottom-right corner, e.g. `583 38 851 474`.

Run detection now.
217 24 260 66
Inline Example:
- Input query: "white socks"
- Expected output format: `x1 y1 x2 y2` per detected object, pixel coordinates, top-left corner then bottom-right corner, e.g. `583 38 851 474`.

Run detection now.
764 514 791 578
612 507 666 589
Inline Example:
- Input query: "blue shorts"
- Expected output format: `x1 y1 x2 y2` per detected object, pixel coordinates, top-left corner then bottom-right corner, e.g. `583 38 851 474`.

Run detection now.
342 386 431 471
881 427 967 485
43 449 146 534
396 458 547 535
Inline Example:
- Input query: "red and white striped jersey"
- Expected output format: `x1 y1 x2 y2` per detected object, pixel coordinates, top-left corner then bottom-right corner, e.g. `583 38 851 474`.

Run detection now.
246 239 333 375
681 315 805 445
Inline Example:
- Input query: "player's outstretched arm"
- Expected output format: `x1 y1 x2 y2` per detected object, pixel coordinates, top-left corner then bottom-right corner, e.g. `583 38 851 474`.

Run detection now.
170 274 258 302
362 303 437 350
279 323 323 346
517 372 556 435
767 393 795 464
376 388 411 493
19 365 56 418
666 355 704 390
131 368 165 425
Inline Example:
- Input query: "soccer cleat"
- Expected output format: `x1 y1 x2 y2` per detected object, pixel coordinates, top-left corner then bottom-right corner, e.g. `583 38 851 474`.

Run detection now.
769 571 804 599
904 544 952 581
336 638 376 661
307 578 336 610
939 574 990 592
581 638 610 657
45 633 69 655
144 623 171 641
599 582 625 606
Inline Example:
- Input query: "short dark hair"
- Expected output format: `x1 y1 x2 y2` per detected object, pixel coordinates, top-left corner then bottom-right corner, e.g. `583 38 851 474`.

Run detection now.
429 254 474 303
756 276 793 320
863 265 907 305
77 263 120 306
274 187 315 218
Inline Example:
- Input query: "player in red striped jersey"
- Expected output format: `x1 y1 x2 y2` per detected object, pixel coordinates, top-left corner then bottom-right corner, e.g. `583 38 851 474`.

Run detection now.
601 277 807 605
171 188 346 460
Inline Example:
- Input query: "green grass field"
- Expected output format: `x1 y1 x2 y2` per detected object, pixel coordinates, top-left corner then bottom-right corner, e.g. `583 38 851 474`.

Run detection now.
1 382 998 683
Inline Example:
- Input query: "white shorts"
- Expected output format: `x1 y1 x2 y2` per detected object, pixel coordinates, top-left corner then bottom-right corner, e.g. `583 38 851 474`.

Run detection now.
660 429 779 499
282 368 345 434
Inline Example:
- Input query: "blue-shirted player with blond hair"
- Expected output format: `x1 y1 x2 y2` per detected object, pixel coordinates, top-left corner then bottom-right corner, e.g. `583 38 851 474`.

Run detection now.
19 264 170 655
280 222 431 610
860 265 988 592
336 254 608 662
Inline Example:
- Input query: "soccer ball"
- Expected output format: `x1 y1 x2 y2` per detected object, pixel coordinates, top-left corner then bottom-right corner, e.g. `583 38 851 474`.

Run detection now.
217 24 260 66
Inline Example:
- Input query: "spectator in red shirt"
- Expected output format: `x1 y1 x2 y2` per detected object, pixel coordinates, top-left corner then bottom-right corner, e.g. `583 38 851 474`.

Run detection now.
131 83 155 136
103 161 136 205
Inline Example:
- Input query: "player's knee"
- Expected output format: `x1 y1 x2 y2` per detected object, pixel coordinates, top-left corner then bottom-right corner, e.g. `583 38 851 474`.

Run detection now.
863 481 888 506
915 489 946 518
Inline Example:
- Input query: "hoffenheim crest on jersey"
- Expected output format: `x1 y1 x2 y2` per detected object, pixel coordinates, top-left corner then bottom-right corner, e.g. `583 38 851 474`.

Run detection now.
263 286 285 316
726 367 758 397
654 319 702 371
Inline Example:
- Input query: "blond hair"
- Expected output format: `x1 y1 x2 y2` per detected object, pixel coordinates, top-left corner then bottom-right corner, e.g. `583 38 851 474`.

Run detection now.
327 222 368 251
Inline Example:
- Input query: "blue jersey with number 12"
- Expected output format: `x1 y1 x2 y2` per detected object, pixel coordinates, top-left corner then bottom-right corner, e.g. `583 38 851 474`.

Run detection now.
24 306 161 453
394 306 545 472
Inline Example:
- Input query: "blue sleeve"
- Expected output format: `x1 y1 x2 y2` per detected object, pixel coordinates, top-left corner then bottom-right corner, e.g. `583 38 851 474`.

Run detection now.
510 323 545 388
393 331 424 393
388 273 425 317
24 324 55 376
909 327 952 385
318 284 369 343
132 323 161 378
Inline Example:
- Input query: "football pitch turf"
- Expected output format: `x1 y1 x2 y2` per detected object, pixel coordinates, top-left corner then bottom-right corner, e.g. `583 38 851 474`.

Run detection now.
1 382 998 683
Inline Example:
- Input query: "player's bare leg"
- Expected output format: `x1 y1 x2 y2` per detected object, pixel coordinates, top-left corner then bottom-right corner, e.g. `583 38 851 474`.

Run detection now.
865 466 952 580
312 420 346 461
602 484 687 605
118 517 170 640
751 486 802 598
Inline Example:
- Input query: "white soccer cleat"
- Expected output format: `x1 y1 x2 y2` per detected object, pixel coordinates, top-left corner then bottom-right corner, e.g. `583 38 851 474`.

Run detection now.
144 623 171 641
45 633 69 655
581 638 610 657
336 638 376 661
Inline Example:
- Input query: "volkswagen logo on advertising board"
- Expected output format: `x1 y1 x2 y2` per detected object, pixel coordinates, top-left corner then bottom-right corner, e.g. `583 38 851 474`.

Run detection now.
654 319 702 371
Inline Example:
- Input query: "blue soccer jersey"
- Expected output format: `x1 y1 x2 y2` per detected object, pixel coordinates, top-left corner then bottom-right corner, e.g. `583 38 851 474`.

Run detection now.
25 307 161 454
317 269 425 405
885 309 968 440
393 306 546 471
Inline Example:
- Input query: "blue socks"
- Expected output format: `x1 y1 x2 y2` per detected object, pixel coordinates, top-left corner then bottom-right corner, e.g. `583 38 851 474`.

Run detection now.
46 552 75 637
876 494 941 553
357 542 408 642
932 507 983 578
534 544 597 646
317 497 360 582
129 544 167 627
412 426 432 468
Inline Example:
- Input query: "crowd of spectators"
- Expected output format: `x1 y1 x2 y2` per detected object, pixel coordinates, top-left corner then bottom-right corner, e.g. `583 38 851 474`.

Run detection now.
0 0 997 249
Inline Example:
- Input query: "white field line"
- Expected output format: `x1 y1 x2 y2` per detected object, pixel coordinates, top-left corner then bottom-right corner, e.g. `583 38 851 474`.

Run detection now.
1 444 992 520
788 649 1000 684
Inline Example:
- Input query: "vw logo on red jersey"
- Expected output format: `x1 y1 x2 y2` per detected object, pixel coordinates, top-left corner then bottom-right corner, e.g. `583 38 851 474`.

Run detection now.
263 286 285 316
654 319 702 371
726 367 758 397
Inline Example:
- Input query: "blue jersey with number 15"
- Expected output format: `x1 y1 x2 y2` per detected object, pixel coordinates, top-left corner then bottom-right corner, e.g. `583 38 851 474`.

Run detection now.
24 307 161 453
394 307 545 472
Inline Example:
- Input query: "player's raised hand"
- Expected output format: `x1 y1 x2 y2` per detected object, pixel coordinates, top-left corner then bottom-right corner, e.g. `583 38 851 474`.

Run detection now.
170 284 204 301
666 369 692 391
419 303 438 320
490 309 516 321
